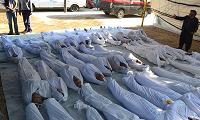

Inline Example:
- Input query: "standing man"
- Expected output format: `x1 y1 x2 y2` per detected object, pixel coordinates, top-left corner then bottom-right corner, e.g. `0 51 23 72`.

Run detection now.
18 0 32 33
4 0 19 35
173 10 199 53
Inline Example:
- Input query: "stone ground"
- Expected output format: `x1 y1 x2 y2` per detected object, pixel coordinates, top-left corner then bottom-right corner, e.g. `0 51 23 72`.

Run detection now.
0 8 200 120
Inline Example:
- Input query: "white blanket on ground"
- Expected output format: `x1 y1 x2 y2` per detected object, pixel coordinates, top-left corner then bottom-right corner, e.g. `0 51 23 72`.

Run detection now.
123 75 172 109
151 67 200 87
40 50 83 91
81 83 141 120
107 78 198 120
1 36 23 63
134 73 182 100
26 103 44 120
67 47 112 76
35 60 68 102
74 100 104 120
61 48 107 85
45 98 75 120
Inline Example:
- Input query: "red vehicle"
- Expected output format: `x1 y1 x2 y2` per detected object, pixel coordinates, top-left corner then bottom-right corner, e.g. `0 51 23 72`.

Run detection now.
100 0 151 18
87 0 95 8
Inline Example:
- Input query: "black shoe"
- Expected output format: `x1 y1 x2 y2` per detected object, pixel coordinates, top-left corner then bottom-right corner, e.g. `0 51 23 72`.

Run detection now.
8 32 13 35
15 32 20 35
27 30 32 33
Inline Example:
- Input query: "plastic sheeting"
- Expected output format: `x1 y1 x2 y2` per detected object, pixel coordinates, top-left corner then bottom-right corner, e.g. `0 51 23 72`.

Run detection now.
35 60 68 102
44 98 75 120
134 73 182 100
123 75 172 109
26 103 44 120
40 50 83 91
74 100 104 120
81 83 141 120
1 36 23 63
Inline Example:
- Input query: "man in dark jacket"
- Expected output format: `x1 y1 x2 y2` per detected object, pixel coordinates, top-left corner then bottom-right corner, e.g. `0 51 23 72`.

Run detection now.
18 0 32 33
173 10 199 53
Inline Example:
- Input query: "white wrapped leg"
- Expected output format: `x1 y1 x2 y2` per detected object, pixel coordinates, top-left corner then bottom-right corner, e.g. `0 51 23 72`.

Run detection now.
81 83 141 120
61 48 106 85
107 78 163 119
134 73 182 100
151 67 200 87
35 60 68 102
74 100 104 120
168 59 200 77
123 75 172 109
40 50 83 91
69 47 112 76
18 57 41 82
44 98 74 120
26 103 44 120
180 93 200 117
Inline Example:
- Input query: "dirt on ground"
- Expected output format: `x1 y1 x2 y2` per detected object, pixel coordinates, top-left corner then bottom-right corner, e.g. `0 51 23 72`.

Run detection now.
0 11 200 120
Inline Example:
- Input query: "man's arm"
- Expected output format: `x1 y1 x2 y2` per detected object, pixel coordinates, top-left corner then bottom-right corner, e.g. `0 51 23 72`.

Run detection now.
172 14 186 21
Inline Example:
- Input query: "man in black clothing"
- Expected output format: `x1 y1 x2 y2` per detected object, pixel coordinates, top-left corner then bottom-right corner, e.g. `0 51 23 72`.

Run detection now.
173 10 199 53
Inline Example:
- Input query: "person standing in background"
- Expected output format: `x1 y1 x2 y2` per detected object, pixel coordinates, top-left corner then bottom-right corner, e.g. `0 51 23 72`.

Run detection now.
173 10 199 54
4 0 19 35
18 0 32 33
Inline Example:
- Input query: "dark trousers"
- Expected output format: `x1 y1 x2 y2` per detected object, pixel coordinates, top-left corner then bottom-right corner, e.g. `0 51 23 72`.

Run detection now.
178 38 192 52
178 32 193 52
6 11 19 33
22 10 32 32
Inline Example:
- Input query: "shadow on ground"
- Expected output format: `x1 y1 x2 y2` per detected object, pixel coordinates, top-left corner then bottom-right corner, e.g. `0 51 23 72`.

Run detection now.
47 14 141 20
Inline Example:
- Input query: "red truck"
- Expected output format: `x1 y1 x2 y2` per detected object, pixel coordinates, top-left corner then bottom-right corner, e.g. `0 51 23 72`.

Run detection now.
100 0 151 18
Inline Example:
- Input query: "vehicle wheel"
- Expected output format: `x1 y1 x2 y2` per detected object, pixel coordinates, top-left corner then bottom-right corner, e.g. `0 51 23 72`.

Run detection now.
70 4 79 12
116 9 124 18
104 11 110 15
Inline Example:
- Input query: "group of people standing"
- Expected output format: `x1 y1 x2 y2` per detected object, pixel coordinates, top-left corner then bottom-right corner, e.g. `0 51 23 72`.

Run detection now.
3 0 32 35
